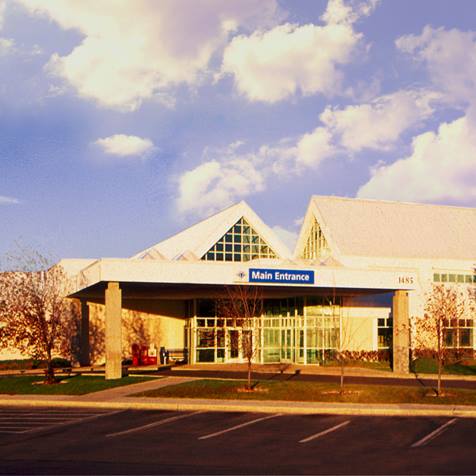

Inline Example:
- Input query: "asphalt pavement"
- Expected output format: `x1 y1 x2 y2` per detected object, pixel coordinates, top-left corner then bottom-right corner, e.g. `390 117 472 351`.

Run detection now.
1 406 475 474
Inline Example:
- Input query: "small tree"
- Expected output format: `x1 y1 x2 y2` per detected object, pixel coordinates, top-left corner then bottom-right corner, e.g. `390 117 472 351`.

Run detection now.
220 285 262 390
0 249 76 384
412 284 474 396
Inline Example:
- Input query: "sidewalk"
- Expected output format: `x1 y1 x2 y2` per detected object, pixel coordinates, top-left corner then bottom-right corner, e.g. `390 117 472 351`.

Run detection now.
2 375 476 418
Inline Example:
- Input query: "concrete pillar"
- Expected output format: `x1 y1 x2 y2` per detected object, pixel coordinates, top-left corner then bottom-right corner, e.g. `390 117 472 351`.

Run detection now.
392 290 409 373
79 299 90 367
105 282 122 380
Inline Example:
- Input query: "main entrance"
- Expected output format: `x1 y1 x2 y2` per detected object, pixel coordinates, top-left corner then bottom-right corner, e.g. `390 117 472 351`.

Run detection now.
189 297 342 364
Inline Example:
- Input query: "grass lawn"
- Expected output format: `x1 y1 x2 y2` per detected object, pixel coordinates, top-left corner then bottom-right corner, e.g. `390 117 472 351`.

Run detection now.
0 375 154 395
322 360 392 372
412 358 476 376
134 378 476 406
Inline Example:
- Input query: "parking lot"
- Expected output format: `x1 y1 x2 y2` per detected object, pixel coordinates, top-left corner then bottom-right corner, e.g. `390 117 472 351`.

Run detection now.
0 406 475 474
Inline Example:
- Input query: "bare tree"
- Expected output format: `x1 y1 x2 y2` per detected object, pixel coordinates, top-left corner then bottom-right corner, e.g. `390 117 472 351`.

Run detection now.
0 249 76 384
412 284 474 396
220 285 263 390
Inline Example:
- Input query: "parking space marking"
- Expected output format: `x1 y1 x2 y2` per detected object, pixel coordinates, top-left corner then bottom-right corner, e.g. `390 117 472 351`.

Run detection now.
411 418 458 448
0 409 123 434
198 413 282 440
106 411 204 438
298 420 351 443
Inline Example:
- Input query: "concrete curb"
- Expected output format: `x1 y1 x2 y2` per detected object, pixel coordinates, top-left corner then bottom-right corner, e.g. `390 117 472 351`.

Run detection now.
1 396 476 418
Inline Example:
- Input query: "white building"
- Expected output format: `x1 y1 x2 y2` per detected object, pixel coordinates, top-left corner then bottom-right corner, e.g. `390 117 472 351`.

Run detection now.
57 196 476 378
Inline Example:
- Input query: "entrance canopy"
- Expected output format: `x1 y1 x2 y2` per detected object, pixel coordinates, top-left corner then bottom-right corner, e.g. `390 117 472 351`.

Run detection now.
67 258 417 299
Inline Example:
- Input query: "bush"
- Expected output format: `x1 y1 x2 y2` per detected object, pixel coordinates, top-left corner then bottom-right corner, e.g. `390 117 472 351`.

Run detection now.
324 349 391 363
51 357 71 368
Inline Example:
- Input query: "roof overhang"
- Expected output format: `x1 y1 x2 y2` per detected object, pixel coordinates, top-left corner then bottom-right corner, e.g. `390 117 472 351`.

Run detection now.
68 258 417 299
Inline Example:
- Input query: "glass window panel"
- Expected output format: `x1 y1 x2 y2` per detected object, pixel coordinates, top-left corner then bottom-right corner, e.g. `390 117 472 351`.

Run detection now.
449 274 456 282
457 274 465 283
225 234 232 243
234 254 241 261
433 273 440 282
225 253 233 261
465 275 473 283
225 244 232 252
216 253 224 261
216 243 223 251
234 244 241 252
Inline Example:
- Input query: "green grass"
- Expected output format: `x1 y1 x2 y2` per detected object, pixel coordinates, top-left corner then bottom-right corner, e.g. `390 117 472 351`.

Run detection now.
0 375 153 395
321 360 392 372
412 358 476 375
133 378 476 406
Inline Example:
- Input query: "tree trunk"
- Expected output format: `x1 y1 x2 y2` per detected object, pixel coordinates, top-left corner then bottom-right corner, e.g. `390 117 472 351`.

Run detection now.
247 358 252 390
340 359 344 394
437 357 442 397
45 350 55 384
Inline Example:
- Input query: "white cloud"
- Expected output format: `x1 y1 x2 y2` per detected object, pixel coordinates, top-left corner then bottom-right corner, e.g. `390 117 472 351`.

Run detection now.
94 134 155 157
0 195 19 205
396 26 476 107
357 114 476 202
320 89 438 152
0 37 13 54
296 127 335 168
321 0 380 26
221 21 361 103
272 225 298 252
220 0 380 103
177 156 265 216
16 0 282 111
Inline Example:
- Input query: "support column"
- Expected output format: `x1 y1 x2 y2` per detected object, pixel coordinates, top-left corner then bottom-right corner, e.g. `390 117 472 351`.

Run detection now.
79 299 90 367
392 290 409 374
105 282 122 380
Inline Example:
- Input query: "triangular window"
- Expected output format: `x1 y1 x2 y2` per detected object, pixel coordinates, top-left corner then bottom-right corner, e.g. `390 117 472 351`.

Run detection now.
302 217 329 259
202 217 278 262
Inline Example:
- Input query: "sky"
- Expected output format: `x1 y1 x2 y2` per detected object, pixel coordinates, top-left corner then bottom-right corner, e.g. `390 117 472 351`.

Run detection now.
1 0 476 260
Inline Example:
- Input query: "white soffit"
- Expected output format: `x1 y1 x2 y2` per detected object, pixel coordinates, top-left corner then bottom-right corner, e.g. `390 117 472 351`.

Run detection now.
310 196 476 260
132 201 292 261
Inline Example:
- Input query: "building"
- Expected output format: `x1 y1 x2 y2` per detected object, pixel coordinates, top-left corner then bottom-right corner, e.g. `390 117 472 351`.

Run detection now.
39 197 476 378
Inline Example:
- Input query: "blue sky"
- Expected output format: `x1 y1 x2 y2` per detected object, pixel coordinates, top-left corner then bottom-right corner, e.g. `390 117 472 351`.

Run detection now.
1 0 476 259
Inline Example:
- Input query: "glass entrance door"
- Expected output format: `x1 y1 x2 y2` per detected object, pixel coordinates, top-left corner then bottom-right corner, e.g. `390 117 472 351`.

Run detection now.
228 329 240 361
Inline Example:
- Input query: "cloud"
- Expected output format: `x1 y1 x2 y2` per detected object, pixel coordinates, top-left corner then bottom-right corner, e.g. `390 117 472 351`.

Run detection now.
220 0 380 103
94 134 155 157
271 225 298 252
320 89 438 152
16 0 282 111
221 20 362 102
0 37 13 54
321 0 380 26
396 26 476 107
357 114 476 202
177 155 265 216
176 86 439 216
0 195 20 205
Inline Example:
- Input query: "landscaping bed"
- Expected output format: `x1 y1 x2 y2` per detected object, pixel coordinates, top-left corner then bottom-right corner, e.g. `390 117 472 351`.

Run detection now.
0 375 153 395
133 378 476 405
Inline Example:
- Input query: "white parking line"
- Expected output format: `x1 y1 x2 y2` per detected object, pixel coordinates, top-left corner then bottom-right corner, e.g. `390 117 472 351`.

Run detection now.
106 411 204 438
198 413 282 440
411 418 458 448
0 409 124 434
299 420 351 443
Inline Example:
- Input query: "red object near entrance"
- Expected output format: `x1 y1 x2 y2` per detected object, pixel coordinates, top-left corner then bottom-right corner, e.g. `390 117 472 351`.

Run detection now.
131 343 157 366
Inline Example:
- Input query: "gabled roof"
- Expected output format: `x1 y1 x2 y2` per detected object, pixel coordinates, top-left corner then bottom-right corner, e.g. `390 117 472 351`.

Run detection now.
296 196 476 261
132 201 291 261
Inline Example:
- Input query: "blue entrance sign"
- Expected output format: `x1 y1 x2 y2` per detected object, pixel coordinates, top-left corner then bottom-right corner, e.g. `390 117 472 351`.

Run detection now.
249 268 314 285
